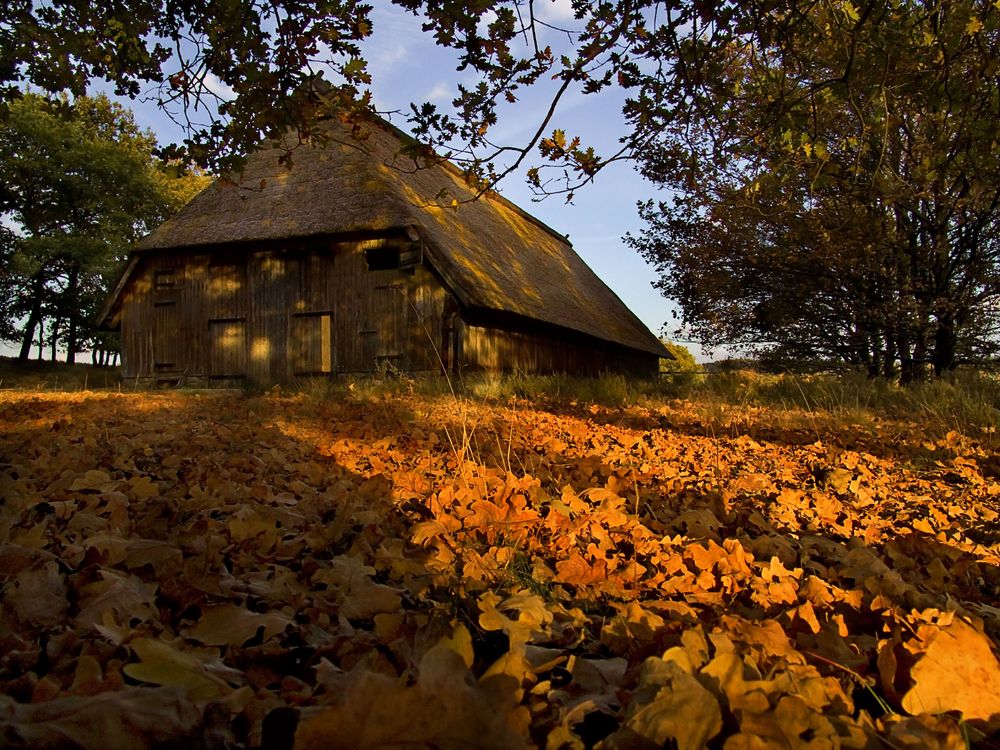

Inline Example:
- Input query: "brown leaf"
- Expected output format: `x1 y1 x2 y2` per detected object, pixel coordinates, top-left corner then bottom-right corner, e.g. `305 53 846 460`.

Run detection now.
294 643 528 750
4 561 67 629
880 714 967 750
606 656 722 750
68 469 115 492
900 618 1000 727
182 604 293 647
0 687 205 750
123 637 240 700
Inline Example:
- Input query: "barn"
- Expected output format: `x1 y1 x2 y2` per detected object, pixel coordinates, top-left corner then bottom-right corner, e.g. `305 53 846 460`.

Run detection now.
97 115 668 385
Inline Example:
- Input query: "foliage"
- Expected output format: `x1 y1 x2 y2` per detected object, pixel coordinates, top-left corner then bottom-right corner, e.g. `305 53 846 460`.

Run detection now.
659 340 700 386
0 356 121 391
2 389 999 747
626 0 1000 382
0 93 209 362
0 0 374 171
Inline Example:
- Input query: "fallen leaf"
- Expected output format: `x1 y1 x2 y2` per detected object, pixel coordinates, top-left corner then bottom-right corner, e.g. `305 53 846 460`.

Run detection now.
182 604 293 647
900 618 1000 727
605 656 722 750
294 643 528 749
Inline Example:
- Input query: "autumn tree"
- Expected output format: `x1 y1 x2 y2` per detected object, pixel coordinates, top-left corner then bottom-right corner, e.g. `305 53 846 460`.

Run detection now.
0 93 208 363
624 1 1000 380
0 0 375 171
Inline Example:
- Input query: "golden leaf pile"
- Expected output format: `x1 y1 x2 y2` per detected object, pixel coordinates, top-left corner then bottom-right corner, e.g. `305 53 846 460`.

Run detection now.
2 390 999 748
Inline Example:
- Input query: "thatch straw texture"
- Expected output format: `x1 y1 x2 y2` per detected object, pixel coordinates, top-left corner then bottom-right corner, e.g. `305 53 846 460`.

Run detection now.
133 117 666 357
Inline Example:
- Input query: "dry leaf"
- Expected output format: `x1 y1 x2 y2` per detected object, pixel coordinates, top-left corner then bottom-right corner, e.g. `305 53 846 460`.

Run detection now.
182 604 293 647
0 687 204 750
606 656 722 750
900 618 1000 727
123 637 239 700
294 643 528 750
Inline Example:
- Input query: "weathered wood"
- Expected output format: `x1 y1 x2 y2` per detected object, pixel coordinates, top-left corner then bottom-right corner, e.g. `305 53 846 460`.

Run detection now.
461 317 659 378
118 230 659 384
121 232 456 383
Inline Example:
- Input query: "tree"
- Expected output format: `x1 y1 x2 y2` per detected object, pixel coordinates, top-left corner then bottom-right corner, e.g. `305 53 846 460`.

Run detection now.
397 1 1000 379
388 1 1000 379
625 1 1000 380
0 93 209 363
1 0 375 171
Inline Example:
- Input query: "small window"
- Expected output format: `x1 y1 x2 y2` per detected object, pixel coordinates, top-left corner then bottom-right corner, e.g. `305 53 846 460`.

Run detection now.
365 247 400 271
154 269 176 289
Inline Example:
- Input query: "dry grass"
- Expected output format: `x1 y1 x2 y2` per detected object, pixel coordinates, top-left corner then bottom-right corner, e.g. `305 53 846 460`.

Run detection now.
0 356 122 391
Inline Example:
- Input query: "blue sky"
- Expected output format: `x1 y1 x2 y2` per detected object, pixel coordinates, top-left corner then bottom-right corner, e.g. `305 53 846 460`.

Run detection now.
112 1 687 352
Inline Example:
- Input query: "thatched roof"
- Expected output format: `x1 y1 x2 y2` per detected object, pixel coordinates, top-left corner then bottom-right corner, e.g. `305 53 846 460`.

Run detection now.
113 116 666 357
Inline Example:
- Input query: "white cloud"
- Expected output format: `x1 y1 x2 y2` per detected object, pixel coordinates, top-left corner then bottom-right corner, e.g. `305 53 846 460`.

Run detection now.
370 42 409 77
477 9 499 36
536 0 578 23
425 82 452 103
201 72 236 102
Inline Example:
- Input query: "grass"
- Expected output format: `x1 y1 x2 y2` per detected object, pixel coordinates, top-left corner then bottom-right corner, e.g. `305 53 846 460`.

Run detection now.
656 368 1000 440
4 354 999 446
0 356 122 391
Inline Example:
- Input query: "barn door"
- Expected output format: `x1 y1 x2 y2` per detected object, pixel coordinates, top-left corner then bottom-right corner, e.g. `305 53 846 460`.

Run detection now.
370 283 407 368
290 312 333 375
207 262 248 379
153 301 180 373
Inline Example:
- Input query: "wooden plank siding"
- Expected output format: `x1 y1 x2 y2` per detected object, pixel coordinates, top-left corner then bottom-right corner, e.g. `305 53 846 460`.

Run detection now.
461 322 660 378
120 234 451 384
118 232 659 384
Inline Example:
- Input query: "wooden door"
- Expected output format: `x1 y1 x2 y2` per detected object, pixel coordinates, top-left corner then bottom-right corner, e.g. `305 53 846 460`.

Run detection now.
290 312 333 375
153 301 180 373
370 282 407 368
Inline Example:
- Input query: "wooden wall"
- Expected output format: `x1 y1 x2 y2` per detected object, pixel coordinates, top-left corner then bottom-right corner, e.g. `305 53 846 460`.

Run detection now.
119 233 659 383
120 234 450 383
461 323 660 378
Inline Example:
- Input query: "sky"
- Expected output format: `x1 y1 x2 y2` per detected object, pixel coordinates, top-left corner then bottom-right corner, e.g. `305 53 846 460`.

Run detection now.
117 1 687 350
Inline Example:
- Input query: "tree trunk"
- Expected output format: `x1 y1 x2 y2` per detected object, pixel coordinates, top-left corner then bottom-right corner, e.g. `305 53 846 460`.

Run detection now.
867 337 882 379
50 317 60 362
932 317 957 375
881 338 897 380
65 266 80 365
896 335 916 384
18 274 45 361
911 335 927 383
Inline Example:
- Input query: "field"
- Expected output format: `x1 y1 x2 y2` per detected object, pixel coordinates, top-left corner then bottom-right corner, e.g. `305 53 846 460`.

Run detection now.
2 372 1000 748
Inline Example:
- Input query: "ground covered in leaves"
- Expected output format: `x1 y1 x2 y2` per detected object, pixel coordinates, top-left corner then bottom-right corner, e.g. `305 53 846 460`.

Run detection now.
2 389 1000 749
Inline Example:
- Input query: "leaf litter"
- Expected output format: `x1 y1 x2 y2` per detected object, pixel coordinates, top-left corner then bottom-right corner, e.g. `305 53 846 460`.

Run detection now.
1 390 999 748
